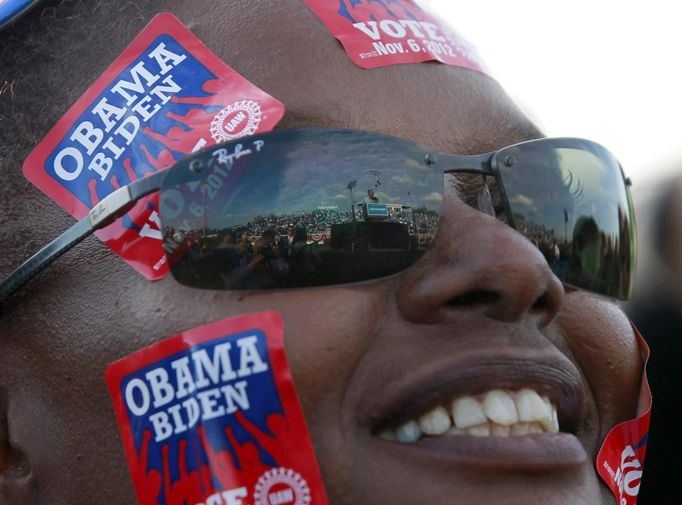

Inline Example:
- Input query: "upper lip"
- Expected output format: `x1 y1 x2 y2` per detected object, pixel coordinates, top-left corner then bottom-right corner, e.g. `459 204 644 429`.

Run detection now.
353 344 587 437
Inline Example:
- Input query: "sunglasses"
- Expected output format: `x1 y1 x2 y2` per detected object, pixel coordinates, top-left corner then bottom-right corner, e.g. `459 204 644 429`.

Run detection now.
0 128 636 305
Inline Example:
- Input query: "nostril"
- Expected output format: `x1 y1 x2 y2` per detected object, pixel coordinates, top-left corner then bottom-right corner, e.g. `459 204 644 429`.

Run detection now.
447 289 500 306
531 292 551 312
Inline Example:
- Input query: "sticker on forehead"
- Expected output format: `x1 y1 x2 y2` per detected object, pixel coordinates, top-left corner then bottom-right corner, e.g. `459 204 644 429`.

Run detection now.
303 0 488 71
22 12 285 280
106 311 328 505
596 325 651 505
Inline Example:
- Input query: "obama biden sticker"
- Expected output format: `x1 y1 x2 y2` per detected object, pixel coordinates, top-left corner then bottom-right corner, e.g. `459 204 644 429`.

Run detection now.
22 13 284 281
106 311 327 505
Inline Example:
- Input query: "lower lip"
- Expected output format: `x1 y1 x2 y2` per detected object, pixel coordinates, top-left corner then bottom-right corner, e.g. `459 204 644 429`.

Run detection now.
378 433 588 470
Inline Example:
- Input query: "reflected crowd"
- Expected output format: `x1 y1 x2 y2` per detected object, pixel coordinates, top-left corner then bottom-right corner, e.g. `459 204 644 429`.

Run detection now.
515 210 633 298
164 206 441 291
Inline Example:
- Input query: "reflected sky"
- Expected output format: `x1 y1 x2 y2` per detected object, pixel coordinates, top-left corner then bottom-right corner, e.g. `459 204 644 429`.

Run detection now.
177 130 445 230
499 141 629 244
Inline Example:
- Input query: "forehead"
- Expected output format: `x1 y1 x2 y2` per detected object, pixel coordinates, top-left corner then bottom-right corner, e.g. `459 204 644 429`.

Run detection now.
169 1 540 153
6 1 541 256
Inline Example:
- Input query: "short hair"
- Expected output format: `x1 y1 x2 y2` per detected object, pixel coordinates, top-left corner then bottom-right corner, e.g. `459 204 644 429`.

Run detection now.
1 1 160 153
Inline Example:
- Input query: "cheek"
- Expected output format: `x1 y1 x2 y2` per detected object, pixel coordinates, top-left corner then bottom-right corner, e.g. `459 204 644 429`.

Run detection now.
151 279 385 414
275 286 384 410
3 254 385 504
558 296 642 429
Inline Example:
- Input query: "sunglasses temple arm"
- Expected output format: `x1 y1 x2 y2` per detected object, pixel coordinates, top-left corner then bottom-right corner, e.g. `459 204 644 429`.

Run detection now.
0 171 164 306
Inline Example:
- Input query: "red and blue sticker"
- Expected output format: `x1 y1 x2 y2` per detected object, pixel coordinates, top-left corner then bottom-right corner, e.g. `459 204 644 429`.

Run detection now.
596 325 652 505
107 311 327 505
23 13 285 280
303 0 488 72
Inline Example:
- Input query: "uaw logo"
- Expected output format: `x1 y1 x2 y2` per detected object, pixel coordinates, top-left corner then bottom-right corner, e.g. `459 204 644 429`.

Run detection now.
210 100 263 142
254 468 311 505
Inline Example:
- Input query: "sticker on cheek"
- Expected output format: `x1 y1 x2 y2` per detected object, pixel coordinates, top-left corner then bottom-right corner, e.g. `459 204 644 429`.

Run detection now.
596 325 651 505
106 311 328 505
303 0 488 72
23 13 285 281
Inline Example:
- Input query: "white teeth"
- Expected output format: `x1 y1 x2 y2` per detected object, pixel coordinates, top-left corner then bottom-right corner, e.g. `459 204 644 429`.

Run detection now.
490 424 511 437
466 423 491 437
515 388 548 423
483 390 519 426
395 420 422 443
447 426 466 436
537 395 559 433
550 405 559 433
451 396 487 428
379 388 561 443
418 406 452 435
527 422 543 434
510 422 530 436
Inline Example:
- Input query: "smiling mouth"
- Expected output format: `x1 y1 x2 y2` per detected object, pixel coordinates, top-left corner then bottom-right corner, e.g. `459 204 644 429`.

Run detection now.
377 388 560 442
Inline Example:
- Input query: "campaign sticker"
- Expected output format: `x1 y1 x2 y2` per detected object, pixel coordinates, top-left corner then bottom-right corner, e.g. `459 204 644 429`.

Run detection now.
23 12 285 280
303 0 488 71
596 325 651 505
106 311 328 505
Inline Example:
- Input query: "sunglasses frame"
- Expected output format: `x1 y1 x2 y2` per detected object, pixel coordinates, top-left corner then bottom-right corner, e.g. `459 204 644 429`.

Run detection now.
0 129 634 306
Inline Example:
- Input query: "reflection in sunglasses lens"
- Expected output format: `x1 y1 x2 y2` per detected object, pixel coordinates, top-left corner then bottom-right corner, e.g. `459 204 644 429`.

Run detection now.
159 132 633 299
497 139 634 299
161 130 443 291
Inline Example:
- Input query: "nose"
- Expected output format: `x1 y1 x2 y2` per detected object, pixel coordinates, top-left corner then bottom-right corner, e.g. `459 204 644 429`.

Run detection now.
396 180 564 328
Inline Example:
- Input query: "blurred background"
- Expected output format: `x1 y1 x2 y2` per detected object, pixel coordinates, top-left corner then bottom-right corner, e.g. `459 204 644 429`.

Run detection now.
428 0 682 193
427 2 682 502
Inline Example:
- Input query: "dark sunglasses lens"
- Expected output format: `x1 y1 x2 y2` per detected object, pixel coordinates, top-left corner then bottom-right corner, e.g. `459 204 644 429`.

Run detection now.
496 139 635 299
159 129 443 290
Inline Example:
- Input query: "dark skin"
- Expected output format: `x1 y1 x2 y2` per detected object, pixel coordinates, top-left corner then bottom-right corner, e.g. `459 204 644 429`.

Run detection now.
0 1 642 504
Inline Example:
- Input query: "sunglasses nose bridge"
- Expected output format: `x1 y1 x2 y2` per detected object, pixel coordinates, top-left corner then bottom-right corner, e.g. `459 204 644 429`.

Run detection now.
440 152 494 177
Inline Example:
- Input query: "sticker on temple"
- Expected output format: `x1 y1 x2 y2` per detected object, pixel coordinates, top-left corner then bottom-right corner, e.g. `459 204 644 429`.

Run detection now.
303 0 488 71
23 12 285 280
595 326 651 505
106 311 328 505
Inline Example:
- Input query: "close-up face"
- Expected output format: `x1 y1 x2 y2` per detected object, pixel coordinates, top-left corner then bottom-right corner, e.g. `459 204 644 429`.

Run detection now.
0 1 645 505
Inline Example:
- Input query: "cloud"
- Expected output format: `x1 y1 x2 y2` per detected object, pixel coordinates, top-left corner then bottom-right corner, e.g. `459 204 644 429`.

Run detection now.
421 192 443 203
391 175 414 184
510 194 533 206
392 175 415 185
404 158 429 172
333 193 348 201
